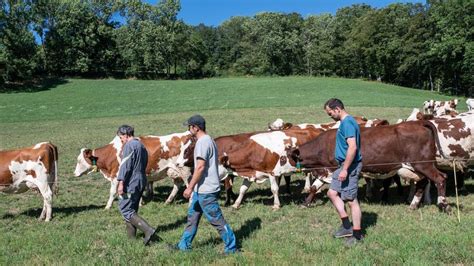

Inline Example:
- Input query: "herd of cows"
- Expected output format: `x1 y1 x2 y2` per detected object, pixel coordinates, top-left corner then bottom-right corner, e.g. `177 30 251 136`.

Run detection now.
1 98 473 222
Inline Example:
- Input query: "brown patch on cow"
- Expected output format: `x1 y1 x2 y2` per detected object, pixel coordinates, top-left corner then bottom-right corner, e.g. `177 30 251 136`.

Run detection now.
448 144 470 158
25 169 36 178
436 119 471 140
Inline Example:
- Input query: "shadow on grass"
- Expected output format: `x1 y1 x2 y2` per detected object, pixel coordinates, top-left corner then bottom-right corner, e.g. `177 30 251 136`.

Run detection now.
195 217 262 250
156 216 187 233
361 211 378 235
0 78 68 93
228 178 328 207
1 204 104 220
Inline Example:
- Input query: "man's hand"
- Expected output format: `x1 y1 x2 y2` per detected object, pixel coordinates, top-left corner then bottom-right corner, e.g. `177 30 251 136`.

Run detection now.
338 169 348 182
183 187 193 199
118 181 124 195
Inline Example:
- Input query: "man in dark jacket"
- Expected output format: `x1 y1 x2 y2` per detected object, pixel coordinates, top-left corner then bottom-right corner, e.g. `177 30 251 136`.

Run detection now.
117 125 157 245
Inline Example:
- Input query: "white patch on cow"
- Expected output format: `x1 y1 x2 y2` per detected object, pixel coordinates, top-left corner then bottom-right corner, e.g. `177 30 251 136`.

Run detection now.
406 108 420 121
432 113 474 169
74 148 92 177
250 132 298 177
250 131 296 155
297 123 319 129
410 194 422 208
269 118 284 130
466 99 474 111
365 120 374 127
5 159 47 193
33 142 48 149
159 131 191 152
110 136 123 164
176 138 192 167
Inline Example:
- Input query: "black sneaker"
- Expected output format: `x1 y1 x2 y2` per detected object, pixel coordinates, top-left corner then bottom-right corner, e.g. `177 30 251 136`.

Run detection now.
344 236 363 247
333 225 353 238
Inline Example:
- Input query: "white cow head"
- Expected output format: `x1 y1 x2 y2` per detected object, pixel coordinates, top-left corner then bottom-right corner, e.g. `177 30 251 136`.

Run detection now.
74 148 96 177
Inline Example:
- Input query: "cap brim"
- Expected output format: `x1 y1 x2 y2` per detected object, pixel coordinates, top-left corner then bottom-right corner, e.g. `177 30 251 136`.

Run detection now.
183 121 190 127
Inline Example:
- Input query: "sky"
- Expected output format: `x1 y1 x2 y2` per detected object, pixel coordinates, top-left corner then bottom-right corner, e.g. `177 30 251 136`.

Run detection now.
150 0 426 26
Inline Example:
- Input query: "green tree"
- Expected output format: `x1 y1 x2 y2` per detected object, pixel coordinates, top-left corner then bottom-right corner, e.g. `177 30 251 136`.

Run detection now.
302 14 335 76
1 1 37 82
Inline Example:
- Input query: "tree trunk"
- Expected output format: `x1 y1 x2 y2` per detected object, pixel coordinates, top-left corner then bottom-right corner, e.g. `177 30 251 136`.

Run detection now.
429 71 433 92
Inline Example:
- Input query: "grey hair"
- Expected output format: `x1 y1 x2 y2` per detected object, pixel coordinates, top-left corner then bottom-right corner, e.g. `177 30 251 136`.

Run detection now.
117 125 134 137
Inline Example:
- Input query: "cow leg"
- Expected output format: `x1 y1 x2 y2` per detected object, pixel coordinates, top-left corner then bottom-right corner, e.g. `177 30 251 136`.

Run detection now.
409 178 428 210
365 178 374 201
423 181 432 205
34 180 53 222
140 181 154 206
232 179 251 209
283 175 291 194
381 178 392 203
393 175 403 196
269 175 281 210
106 179 119 209
302 173 312 193
224 176 237 206
165 179 181 204
301 178 326 208
414 166 450 212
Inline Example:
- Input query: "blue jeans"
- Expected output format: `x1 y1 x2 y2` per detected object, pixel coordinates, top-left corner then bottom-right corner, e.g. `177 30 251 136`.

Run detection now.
178 191 237 253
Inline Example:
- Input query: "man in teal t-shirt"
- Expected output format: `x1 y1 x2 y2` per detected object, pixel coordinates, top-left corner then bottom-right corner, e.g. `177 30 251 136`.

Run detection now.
324 98 363 246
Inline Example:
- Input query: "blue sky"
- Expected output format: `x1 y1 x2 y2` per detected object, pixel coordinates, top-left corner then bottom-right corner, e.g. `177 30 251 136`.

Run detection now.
150 0 426 26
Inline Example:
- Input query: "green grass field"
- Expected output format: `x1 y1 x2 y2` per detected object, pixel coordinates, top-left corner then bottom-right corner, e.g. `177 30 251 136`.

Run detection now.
0 77 473 265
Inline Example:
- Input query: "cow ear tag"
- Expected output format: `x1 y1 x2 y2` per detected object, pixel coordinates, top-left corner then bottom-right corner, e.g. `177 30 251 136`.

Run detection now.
296 161 301 173
91 158 98 173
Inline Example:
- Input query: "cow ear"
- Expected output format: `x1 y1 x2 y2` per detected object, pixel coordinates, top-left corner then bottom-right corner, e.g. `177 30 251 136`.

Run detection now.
84 149 92 158
220 154 229 166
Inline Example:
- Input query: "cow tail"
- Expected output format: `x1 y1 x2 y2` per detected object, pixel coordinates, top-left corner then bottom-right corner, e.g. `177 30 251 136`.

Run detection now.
47 142 59 196
422 120 447 159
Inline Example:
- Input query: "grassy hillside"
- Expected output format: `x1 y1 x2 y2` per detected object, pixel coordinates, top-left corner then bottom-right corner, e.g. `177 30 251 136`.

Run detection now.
0 77 472 265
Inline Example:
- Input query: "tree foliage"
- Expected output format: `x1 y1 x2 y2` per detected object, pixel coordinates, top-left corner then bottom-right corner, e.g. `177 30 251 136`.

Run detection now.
0 0 472 95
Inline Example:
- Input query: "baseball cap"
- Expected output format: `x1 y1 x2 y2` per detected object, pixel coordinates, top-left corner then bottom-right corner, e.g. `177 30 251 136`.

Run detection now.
183 114 206 130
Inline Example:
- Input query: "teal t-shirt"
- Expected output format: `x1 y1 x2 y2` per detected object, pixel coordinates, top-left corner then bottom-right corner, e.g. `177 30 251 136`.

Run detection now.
335 115 362 164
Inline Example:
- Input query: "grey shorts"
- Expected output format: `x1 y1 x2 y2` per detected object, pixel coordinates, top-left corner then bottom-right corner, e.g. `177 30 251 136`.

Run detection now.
330 161 362 201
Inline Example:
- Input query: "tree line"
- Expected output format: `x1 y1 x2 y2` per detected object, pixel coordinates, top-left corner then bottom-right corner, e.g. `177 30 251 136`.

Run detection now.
1 0 472 95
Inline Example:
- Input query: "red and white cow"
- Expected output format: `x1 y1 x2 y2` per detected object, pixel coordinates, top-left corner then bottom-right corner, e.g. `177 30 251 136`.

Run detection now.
423 99 458 116
74 132 193 209
267 118 389 193
289 121 451 212
0 142 58 221
466 98 474 111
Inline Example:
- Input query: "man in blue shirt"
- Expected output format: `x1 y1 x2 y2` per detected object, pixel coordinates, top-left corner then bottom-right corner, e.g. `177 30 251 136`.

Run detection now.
324 98 363 246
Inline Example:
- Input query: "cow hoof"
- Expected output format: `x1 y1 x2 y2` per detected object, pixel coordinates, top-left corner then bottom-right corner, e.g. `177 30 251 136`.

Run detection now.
302 188 310 193
439 204 452 214
272 205 280 210
104 206 112 210
409 204 417 210
299 203 309 209
231 204 240 209
164 200 172 204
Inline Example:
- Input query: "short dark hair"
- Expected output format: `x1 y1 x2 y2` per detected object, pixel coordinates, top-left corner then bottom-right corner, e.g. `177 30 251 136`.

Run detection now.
117 125 134 137
324 98 345 110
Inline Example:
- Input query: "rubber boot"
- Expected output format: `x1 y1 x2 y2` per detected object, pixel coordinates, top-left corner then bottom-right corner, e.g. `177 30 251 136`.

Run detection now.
129 214 157 245
125 222 136 239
